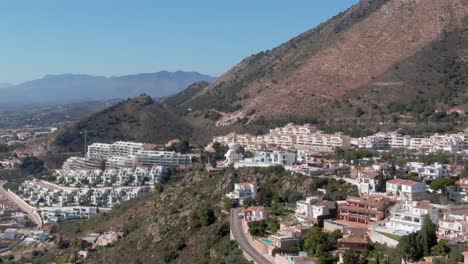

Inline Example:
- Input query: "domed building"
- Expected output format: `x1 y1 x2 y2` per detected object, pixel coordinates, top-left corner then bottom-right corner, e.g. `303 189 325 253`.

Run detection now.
221 132 244 167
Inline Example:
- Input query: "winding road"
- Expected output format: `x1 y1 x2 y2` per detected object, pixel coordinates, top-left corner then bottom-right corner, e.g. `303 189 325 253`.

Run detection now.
230 207 271 264
0 181 42 228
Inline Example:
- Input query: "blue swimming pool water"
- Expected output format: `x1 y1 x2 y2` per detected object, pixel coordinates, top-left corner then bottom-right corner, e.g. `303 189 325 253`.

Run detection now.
393 230 410 236
261 238 273 244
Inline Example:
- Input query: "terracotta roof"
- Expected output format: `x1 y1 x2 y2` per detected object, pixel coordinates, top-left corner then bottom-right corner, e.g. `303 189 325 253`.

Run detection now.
239 182 256 187
346 195 390 208
360 172 380 179
400 180 418 186
339 205 385 215
243 206 265 213
415 200 433 210
387 179 406 184
340 234 369 244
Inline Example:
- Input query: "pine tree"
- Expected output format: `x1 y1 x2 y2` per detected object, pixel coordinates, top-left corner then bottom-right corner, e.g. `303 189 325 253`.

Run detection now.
418 215 438 256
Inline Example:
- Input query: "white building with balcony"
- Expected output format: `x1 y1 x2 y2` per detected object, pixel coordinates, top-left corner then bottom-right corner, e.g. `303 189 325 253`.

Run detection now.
386 179 426 201
135 150 191 166
295 196 334 224
387 200 438 233
235 151 296 168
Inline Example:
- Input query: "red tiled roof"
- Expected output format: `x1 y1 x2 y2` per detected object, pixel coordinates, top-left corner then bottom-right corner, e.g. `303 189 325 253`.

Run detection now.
243 206 265 213
400 180 418 186
239 182 256 187
387 179 406 184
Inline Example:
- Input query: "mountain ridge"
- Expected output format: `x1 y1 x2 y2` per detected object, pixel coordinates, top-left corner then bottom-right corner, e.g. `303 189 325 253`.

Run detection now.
1 71 215 105
173 0 468 125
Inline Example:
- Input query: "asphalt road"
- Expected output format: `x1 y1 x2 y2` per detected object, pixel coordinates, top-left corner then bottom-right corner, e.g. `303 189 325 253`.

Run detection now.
230 207 271 264
0 181 42 228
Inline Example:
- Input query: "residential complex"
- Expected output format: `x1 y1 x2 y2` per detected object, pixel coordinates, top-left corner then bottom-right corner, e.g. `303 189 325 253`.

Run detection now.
65 141 191 171
212 123 351 152
212 123 467 154
356 132 467 153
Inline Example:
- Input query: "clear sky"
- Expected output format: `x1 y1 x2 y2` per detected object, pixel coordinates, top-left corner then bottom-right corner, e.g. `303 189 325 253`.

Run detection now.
1 0 359 84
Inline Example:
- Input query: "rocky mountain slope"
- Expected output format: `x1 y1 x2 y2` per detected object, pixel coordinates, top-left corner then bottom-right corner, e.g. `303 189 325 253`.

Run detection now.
1 71 215 105
173 0 468 124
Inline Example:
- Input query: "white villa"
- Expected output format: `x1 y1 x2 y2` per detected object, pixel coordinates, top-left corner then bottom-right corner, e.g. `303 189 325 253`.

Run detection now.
243 206 267 222
386 179 426 201
438 208 468 240
295 196 334 224
226 182 257 205
357 170 380 195
387 200 438 233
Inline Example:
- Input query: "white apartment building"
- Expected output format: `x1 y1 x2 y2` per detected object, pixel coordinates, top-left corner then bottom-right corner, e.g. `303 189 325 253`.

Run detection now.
387 200 438 233
355 132 467 153
110 141 145 157
226 182 257 205
235 151 296 168
106 156 134 169
430 133 466 152
386 179 426 201
87 143 112 159
296 132 351 150
389 133 411 149
295 196 334 224
135 150 191 166
408 137 432 150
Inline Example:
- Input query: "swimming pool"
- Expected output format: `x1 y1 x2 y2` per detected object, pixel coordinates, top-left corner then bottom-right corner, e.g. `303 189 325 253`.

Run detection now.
393 230 410 236
261 238 273 244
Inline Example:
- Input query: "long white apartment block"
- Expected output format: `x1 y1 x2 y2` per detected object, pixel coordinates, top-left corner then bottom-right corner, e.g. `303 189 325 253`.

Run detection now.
135 150 192 166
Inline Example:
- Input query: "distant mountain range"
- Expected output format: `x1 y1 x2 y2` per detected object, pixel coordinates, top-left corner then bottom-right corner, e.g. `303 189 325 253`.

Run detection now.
0 71 215 105
0 83 12 89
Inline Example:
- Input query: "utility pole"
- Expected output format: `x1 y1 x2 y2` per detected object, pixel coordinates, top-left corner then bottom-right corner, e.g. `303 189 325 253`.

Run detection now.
81 128 88 156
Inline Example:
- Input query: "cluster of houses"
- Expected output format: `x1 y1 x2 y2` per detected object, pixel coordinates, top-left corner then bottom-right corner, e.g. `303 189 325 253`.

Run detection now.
212 123 467 154
54 166 168 187
226 169 468 263
0 127 57 146
16 179 149 223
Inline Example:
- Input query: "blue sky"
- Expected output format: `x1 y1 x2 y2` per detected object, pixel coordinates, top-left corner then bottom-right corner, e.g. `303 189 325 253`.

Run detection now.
1 0 358 84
